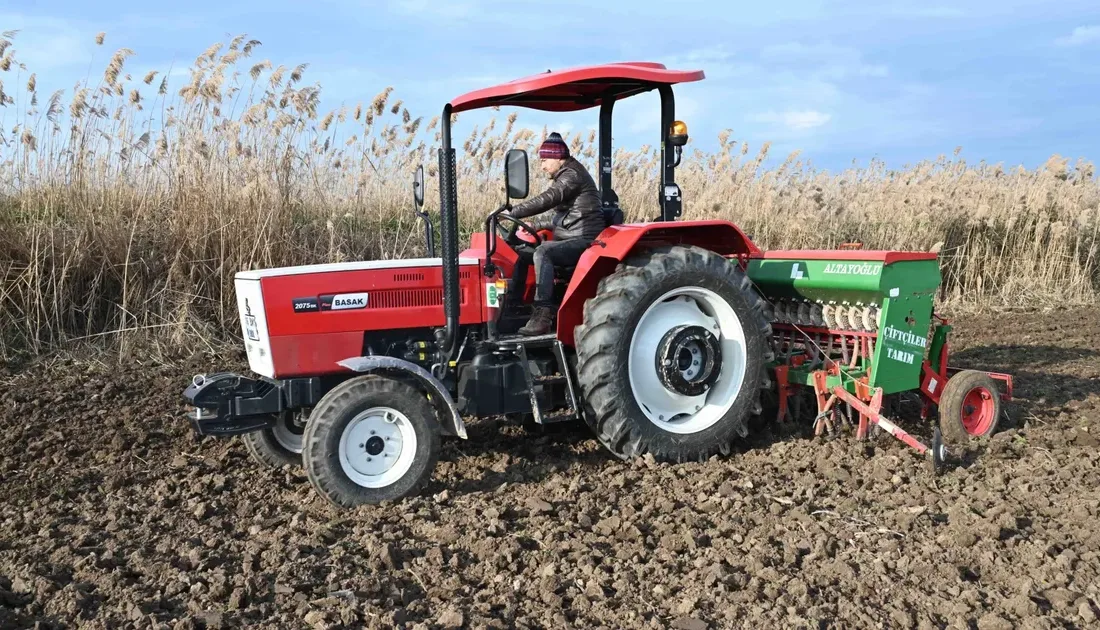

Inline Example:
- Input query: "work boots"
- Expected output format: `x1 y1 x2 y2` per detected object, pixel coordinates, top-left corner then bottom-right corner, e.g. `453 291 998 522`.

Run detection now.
518 305 554 336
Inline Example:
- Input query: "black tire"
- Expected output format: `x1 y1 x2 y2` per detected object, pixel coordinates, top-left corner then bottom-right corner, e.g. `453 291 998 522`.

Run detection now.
241 410 306 469
573 244 774 463
302 375 441 508
938 370 1002 443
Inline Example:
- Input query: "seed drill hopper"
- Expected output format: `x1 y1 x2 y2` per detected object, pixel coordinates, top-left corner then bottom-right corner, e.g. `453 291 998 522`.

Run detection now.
747 248 1013 468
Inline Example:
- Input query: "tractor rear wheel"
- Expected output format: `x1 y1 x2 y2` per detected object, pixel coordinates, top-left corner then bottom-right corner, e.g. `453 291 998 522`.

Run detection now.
573 244 773 462
241 409 307 469
302 375 440 507
939 370 1002 442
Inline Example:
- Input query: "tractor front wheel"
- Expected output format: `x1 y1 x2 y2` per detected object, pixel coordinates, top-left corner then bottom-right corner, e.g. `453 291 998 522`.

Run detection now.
939 370 1002 442
573 244 773 463
302 375 440 508
241 409 308 469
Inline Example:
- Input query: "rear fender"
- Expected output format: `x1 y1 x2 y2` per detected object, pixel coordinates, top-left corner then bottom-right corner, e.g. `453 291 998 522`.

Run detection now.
335 355 467 439
556 220 761 346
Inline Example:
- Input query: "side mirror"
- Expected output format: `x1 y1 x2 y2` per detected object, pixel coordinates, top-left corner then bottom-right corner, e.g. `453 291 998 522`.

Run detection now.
412 165 425 208
505 149 529 200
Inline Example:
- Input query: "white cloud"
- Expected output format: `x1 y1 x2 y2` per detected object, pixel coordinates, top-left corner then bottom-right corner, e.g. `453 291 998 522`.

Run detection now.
388 0 479 20
857 64 889 78
751 110 832 131
760 41 889 81
664 45 735 66
654 45 759 81
890 6 964 18
1055 25 1100 47
0 14 89 72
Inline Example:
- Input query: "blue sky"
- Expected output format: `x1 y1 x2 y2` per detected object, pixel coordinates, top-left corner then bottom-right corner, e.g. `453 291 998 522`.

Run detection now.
3 0 1100 172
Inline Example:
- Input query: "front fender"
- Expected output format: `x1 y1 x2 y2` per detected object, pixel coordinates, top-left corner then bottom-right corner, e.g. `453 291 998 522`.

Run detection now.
335 356 467 439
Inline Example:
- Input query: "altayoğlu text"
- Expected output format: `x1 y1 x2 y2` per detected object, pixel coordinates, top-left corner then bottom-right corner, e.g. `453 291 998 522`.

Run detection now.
822 263 881 276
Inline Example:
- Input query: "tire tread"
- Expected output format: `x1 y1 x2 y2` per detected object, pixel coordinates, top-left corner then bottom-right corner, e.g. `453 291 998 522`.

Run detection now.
241 427 300 469
574 244 774 463
302 375 440 508
938 369 1002 443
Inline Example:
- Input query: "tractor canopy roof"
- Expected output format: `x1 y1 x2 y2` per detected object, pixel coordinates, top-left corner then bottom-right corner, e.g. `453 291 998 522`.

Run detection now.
448 62 705 113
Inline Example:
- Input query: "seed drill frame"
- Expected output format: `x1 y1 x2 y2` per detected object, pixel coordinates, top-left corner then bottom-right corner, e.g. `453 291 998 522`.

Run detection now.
747 250 1014 468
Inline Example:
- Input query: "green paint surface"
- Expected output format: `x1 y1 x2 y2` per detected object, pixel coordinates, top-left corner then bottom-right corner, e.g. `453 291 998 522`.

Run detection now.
747 255 942 395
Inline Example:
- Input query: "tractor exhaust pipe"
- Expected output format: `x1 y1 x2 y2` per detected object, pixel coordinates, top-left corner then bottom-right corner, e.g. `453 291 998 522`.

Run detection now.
411 164 435 257
416 209 436 258
438 104 460 362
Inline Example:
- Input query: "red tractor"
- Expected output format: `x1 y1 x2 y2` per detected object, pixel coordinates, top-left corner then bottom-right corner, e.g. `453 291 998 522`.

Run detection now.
183 62 777 508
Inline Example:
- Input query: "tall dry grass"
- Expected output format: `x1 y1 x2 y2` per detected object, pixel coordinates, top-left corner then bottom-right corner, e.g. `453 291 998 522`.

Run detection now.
1 32 1098 361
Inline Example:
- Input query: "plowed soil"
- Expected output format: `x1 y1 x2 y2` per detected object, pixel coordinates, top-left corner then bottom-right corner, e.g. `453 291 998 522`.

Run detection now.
2 307 1099 630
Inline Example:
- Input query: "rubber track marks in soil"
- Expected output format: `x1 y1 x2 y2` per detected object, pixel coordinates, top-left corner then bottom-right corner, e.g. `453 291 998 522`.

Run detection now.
573 244 774 463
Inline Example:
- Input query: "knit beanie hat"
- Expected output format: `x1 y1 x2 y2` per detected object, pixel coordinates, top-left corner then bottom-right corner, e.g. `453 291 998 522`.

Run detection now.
538 132 569 160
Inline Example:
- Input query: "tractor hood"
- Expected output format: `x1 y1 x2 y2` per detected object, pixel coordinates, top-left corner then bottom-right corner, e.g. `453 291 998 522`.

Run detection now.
233 257 481 379
235 257 479 280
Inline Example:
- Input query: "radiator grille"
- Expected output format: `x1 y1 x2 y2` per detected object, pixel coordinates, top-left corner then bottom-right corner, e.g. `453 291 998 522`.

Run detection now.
358 288 470 308
366 288 444 309
392 270 471 282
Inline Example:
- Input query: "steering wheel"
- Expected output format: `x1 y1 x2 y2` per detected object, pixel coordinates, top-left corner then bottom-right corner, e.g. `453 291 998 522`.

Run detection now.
496 212 543 248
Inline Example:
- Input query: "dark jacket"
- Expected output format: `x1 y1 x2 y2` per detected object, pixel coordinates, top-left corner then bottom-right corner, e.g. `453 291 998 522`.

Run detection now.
510 157 604 241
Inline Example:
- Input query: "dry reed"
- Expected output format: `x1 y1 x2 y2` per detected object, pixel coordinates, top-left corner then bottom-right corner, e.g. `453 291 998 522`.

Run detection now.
0 32 1097 361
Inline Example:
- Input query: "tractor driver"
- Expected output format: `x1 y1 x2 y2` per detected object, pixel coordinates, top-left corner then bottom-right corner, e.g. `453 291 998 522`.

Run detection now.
507 132 604 336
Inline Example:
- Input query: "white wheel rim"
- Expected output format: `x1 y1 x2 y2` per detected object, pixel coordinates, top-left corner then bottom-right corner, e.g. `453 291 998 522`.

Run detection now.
627 286 748 434
272 412 305 454
338 407 417 488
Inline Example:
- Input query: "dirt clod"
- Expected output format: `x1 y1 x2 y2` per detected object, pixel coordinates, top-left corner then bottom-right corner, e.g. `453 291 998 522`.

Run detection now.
194 611 223 629
978 613 1014 630
437 607 465 628
1079 600 1098 624
672 617 709 630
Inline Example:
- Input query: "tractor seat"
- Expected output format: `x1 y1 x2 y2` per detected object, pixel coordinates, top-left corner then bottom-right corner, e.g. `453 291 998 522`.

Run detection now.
554 264 577 282
550 206 622 284
528 205 621 287
602 205 624 227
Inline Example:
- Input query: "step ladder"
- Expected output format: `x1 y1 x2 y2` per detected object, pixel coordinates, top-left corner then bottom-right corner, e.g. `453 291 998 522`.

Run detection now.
493 333 580 425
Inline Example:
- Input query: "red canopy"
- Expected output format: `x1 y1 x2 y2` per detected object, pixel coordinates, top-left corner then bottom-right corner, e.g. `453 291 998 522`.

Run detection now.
448 62 705 113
